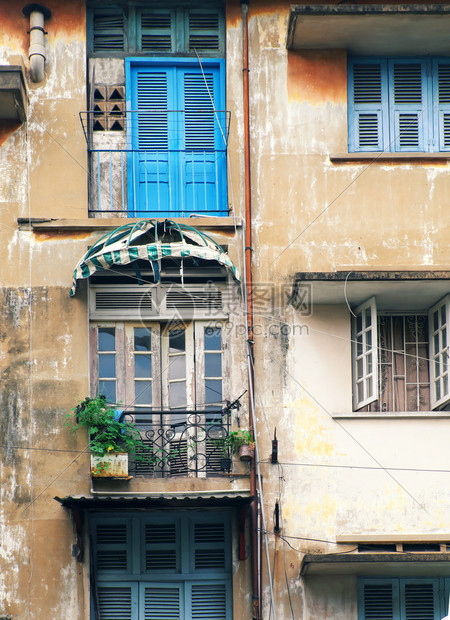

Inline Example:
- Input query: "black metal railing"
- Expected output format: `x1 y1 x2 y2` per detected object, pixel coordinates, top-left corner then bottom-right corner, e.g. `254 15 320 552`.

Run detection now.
121 410 231 478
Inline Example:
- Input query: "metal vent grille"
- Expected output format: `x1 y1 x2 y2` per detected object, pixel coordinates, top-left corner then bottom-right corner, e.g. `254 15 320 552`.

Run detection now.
95 291 152 311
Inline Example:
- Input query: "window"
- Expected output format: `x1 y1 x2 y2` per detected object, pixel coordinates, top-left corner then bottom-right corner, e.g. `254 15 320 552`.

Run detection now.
348 57 450 152
126 58 227 217
88 5 225 56
352 295 450 411
91 511 232 620
358 577 450 619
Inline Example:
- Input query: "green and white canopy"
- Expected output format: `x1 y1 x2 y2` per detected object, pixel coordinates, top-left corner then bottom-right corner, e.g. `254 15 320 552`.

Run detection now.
70 220 240 296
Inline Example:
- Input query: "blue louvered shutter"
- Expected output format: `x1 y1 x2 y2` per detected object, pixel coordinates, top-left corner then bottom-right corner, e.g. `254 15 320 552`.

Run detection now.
141 583 183 620
401 579 439 620
348 59 389 152
188 581 231 620
191 518 230 573
433 60 450 151
93 520 131 575
181 67 226 214
144 519 180 573
389 59 428 152
359 580 397 619
97 582 138 620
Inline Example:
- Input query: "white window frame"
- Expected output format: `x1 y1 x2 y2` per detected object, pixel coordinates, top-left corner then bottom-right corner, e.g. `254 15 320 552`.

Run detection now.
428 294 450 410
352 297 378 410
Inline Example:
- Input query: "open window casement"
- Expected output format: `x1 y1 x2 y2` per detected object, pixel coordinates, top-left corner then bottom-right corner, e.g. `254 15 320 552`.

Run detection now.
352 297 378 410
429 294 450 410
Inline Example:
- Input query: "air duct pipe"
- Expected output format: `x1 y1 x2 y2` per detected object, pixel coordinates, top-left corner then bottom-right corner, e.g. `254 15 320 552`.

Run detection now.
23 4 51 83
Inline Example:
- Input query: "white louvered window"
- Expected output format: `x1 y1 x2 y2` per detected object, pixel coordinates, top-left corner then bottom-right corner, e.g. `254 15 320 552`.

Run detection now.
352 296 450 412
91 512 232 620
358 577 445 620
348 57 450 152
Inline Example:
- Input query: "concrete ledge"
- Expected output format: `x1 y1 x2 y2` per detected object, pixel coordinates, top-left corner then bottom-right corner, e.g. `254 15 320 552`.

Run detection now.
330 152 450 163
17 217 243 232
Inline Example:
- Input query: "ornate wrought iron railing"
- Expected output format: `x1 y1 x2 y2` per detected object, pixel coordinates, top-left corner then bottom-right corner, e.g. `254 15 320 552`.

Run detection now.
120 410 231 478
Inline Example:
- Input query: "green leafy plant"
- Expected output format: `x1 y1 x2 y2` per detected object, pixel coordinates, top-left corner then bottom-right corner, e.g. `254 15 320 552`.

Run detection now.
224 429 254 454
67 395 150 459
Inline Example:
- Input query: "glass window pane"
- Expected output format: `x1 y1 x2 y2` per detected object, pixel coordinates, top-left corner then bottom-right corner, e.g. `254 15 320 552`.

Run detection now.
356 314 362 333
434 334 440 354
205 352 222 377
134 327 151 351
357 358 363 378
135 381 152 405
366 353 372 374
442 327 447 350
364 308 371 328
169 355 185 380
99 380 116 403
206 379 222 404
366 330 372 347
435 359 441 377
98 327 115 351
169 381 186 408
444 373 449 396
366 376 373 397
99 354 116 378
204 327 222 350
441 305 446 326
434 310 439 332
357 336 363 357
135 354 152 378
436 380 441 401
357 381 364 402
169 329 185 353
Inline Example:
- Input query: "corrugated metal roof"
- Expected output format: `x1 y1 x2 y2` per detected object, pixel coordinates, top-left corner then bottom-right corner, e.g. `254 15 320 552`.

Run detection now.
55 492 253 510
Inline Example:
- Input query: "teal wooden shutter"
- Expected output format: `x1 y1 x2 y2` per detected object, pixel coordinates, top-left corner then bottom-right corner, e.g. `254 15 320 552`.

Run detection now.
144 519 180 573
188 10 222 53
359 579 398 619
348 59 388 152
433 60 450 151
97 583 138 619
139 10 174 52
188 582 230 620
401 579 439 620
93 520 131 574
142 583 183 620
191 519 229 572
92 8 126 53
390 60 428 151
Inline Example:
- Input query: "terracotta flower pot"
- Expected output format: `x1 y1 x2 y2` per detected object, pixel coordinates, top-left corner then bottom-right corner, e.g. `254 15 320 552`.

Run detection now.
238 444 254 462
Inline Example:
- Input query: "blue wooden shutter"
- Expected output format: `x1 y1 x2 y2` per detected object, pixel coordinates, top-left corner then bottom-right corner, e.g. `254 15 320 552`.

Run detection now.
181 65 227 215
140 10 174 52
93 520 131 575
188 582 230 620
92 8 126 52
97 582 138 619
433 60 450 151
401 579 439 620
359 579 398 619
142 583 183 620
348 59 388 152
390 59 428 151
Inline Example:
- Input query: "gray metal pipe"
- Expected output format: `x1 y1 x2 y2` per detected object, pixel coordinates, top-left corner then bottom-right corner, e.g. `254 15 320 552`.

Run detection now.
23 4 51 83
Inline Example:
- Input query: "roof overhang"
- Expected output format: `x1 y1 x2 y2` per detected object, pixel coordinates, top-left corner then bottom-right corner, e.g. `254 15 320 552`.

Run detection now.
0 65 27 123
70 219 240 296
287 5 450 55
293 271 450 312
301 552 450 576
55 492 253 510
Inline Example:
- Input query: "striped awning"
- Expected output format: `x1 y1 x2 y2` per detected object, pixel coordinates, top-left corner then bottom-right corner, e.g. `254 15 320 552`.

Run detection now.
70 220 240 296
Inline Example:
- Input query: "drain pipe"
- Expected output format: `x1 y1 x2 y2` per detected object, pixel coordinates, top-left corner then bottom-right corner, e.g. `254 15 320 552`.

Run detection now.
241 1 260 618
23 4 51 83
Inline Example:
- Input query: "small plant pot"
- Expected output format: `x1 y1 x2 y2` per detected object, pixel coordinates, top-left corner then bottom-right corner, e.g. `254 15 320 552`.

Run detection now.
91 453 129 478
220 457 232 471
239 445 254 462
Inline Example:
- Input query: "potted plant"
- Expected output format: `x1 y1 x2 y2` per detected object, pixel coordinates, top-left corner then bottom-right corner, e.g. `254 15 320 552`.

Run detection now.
225 429 255 462
68 395 151 478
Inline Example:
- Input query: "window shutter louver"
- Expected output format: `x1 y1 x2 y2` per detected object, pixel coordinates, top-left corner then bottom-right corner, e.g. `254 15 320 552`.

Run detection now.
435 62 450 150
403 582 436 619
184 73 215 151
95 523 130 573
145 522 179 572
97 585 135 619
143 585 181 620
390 61 427 151
93 8 125 52
136 72 169 151
95 290 153 311
361 583 395 619
190 583 228 619
193 520 228 572
349 61 387 151
188 11 221 52
141 11 173 52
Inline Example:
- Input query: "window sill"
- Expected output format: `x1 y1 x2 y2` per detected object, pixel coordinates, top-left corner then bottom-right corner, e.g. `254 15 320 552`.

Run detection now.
330 152 450 163
17 217 242 232
332 411 450 419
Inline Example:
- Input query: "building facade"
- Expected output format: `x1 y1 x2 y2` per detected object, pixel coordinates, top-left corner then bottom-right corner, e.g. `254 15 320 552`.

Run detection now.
1 1 450 619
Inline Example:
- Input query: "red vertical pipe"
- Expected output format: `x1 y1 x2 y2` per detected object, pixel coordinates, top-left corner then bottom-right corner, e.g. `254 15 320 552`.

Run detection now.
241 1 260 618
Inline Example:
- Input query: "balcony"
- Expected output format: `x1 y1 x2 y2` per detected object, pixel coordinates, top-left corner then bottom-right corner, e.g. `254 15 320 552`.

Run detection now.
80 109 230 218
120 410 231 478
